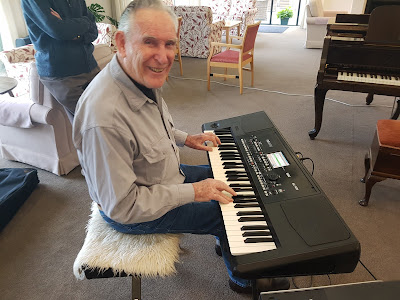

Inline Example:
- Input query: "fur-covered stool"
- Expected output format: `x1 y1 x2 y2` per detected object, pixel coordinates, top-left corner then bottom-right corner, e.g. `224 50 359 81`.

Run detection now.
73 202 181 300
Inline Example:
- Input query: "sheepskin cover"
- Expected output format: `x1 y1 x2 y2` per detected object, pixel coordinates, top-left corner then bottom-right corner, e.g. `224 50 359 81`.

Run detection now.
73 203 181 279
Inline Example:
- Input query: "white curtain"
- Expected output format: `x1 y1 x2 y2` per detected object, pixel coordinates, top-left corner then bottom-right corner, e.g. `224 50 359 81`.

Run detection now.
112 0 132 21
0 0 28 50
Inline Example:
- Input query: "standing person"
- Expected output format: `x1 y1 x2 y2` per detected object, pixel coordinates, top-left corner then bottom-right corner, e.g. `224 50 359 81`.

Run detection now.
73 0 289 294
21 0 100 123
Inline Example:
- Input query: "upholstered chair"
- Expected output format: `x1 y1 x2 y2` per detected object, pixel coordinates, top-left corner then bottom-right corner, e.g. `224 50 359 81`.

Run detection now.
305 0 347 48
0 62 79 175
173 6 224 59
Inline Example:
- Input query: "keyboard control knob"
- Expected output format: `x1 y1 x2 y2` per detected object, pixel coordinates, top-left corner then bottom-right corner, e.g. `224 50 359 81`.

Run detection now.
265 172 280 181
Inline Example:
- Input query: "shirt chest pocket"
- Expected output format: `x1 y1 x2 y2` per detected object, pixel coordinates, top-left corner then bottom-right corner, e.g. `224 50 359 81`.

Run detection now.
140 135 173 184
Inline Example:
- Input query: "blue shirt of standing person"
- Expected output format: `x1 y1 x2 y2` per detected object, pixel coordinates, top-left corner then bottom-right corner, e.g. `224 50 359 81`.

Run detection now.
21 0 100 123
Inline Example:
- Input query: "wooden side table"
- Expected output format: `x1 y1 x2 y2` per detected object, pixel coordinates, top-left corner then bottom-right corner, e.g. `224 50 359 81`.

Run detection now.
223 20 242 43
0 76 18 97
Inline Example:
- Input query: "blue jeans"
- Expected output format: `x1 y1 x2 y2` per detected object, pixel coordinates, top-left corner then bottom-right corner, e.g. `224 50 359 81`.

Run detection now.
100 164 251 288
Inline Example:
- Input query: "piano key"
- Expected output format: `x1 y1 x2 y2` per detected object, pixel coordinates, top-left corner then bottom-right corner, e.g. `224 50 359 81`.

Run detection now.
237 211 264 216
244 237 274 243
238 216 266 222
241 225 269 230
242 231 272 237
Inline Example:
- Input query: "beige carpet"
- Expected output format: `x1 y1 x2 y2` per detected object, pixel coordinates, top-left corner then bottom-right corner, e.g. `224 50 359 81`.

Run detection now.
1 27 399 300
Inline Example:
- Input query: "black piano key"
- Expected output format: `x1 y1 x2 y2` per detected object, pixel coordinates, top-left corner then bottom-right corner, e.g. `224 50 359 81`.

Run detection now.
232 187 254 192
237 211 263 216
242 231 271 237
214 129 231 134
233 195 256 199
224 165 244 169
229 183 252 187
227 178 250 181
235 203 260 208
241 225 269 230
238 216 265 222
221 157 242 161
226 174 248 177
244 237 274 243
233 199 257 203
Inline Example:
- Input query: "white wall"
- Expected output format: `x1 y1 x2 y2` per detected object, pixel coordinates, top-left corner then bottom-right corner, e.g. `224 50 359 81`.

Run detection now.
322 0 352 12
322 0 367 13
350 0 367 13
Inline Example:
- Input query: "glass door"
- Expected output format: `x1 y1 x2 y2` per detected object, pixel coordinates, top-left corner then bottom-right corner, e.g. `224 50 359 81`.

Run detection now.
255 0 302 26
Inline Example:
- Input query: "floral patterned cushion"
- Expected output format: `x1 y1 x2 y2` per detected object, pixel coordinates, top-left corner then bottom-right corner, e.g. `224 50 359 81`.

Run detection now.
210 0 258 35
0 45 36 97
94 23 117 53
173 6 224 59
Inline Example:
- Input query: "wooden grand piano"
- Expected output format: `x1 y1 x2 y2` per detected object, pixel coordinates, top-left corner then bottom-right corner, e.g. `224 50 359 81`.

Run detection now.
308 5 400 139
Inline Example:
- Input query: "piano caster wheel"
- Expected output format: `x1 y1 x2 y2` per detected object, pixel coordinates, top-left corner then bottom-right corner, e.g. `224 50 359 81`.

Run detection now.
359 199 368 206
360 178 365 183
308 129 317 140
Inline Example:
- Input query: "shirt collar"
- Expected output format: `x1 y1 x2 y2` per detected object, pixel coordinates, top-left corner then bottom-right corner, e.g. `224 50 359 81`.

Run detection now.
109 55 161 111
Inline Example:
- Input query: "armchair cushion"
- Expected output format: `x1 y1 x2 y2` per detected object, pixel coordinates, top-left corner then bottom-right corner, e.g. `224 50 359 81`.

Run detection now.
0 95 33 128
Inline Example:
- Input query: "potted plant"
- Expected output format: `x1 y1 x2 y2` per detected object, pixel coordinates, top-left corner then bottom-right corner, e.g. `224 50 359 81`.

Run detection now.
87 3 118 27
276 7 293 25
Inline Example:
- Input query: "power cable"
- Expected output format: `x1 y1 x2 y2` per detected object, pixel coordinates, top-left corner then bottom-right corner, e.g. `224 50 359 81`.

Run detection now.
168 75 396 109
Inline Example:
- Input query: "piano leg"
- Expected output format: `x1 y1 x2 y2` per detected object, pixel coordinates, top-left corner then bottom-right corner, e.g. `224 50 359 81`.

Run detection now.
309 87 327 140
390 97 400 120
366 93 374 105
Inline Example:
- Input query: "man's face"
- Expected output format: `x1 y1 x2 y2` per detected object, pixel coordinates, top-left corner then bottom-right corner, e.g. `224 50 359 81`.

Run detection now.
119 9 177 89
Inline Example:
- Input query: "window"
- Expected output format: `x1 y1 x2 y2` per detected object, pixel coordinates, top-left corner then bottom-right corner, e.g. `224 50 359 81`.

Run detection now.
0 32 5 76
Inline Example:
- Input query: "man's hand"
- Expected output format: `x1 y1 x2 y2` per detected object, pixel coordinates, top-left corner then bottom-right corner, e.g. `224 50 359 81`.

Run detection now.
50 8 62 20
192 179 236 204
185 132 221 151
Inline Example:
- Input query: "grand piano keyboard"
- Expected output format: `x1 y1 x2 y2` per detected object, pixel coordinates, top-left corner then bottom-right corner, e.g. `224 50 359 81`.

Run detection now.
337 71 400 86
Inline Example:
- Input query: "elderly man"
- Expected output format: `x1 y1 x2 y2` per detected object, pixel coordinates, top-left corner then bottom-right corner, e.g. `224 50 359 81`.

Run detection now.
73 0 289 294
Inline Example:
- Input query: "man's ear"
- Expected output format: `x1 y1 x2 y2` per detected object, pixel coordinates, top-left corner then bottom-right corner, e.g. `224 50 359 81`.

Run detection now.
115 31 126 57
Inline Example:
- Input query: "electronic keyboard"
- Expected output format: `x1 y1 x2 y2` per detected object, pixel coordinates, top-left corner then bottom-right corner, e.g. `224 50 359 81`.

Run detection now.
202 111 360 279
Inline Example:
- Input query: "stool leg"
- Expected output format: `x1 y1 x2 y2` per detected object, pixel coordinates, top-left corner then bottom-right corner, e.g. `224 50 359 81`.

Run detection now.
360 153 371 183
131 275 141 300
359 174 386 206
390 97 400 120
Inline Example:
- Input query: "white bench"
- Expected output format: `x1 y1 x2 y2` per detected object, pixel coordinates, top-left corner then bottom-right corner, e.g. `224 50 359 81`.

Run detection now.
73 203 181 300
